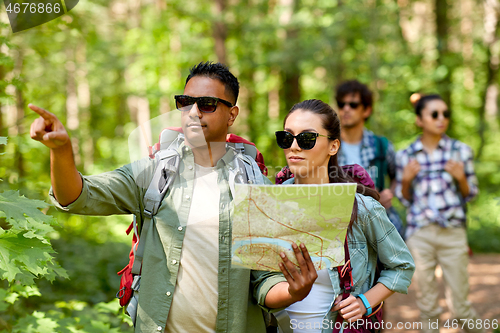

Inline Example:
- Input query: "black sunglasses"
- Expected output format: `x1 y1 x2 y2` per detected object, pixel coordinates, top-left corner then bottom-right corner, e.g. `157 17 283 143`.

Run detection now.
337 101 361 109
275 131 333 150
174 95 234 113
431 110 451 119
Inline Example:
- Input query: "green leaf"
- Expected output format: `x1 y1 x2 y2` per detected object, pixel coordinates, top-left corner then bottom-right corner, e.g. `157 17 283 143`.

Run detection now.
95 300 121 314
5 292 19 304
43 261 69 281
12 285 42 298
0 234 22 281
0 191 56 228
90 320 120 332
13 311 59 333
55 300 87 311
0 231 66 284
0 289 9 312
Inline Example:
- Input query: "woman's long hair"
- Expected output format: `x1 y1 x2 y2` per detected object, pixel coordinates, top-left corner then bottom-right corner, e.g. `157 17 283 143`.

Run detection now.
284 99 380 232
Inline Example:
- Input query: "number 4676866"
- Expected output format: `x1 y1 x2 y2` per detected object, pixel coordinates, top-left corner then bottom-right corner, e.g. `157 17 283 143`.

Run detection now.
5 2 61 14
444 319 498 330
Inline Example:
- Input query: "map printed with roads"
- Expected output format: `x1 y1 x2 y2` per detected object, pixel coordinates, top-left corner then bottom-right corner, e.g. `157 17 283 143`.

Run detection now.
231 183 357 271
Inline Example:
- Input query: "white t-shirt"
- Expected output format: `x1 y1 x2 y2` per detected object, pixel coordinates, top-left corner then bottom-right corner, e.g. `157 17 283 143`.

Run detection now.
165 164 220 333
285 269 336 332
342 141 362 166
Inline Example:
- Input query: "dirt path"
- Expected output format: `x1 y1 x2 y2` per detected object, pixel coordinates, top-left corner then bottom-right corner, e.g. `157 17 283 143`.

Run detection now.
384 254 500 333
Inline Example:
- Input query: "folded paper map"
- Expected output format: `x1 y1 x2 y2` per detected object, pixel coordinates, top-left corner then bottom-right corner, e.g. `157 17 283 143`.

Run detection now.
231 183 357 271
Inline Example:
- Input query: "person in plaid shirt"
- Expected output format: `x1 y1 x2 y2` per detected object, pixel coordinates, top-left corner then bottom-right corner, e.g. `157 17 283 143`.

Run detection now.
336 80 404 237
395 94 482 333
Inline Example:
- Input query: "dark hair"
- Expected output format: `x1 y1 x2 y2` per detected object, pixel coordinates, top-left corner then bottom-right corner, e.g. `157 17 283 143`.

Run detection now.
336 80 373 117
412 93 444 117
185 61 239 104
284 99 380 233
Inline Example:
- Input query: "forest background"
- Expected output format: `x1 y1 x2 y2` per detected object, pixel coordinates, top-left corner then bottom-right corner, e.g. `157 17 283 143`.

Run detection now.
0 0 499 331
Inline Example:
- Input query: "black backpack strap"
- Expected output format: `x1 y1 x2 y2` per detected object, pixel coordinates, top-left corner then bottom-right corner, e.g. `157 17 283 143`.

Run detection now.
450 140 468 215
371 135 388 191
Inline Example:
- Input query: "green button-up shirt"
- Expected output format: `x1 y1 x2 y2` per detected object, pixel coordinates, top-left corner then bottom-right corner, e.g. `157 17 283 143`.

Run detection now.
50 142 285 333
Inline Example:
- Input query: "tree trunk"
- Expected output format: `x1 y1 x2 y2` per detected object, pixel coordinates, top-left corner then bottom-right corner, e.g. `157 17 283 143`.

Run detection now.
394 0 412 54
65 49 81 168
213 0 228 65
242 70 258 143
329 0 345 102
0 64 5 155
268 69 280 120
435 0 452 107
76 43 93 172
14 50 25 182
279 0 300 117
127 95 151 158
282 63 300 116
477 0 500 159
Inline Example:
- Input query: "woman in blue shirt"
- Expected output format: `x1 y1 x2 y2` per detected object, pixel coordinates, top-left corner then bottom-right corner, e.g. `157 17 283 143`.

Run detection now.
274 99 415 332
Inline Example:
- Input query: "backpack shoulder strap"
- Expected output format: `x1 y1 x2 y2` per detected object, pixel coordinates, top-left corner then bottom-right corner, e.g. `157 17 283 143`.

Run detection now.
143 149 181 217
373 135 389 190
450 138 462 159
449 139 469 214
236 152 264 185
227 147 266 199
132 135 182 275
227 141 258 160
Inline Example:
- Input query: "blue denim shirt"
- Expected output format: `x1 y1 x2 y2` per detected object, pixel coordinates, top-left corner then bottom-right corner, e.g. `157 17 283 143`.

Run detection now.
282 178 415 329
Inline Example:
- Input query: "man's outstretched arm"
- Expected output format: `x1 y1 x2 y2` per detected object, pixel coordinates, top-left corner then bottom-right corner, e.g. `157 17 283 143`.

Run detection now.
29 104 82 206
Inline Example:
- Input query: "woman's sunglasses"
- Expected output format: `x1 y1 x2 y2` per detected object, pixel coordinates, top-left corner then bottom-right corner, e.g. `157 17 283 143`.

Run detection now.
174 95 234 113
275 131 333 150
337 101 361 109
431 110 451 119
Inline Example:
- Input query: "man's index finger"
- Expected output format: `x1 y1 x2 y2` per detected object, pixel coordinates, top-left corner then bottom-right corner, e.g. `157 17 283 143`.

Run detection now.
28 104 53 120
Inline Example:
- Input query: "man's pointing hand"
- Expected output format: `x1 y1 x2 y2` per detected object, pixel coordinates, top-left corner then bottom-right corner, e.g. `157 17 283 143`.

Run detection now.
29 104 70 149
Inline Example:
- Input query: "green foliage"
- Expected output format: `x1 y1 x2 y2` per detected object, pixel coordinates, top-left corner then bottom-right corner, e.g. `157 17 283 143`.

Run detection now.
0 132 130 331
467 195 500 253
0 285 132 333
10 300 127 333
0 191 67 285
0 185 130 331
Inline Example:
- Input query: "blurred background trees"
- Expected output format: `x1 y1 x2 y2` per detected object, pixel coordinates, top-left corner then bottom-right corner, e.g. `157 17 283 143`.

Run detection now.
0 0 499 331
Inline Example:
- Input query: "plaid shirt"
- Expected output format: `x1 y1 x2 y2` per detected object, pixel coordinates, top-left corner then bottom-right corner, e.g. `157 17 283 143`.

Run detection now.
338 129 405 237
338 129 396 189
395 135 479 239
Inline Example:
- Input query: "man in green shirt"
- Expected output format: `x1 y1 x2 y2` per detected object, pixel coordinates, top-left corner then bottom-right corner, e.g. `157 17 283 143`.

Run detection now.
29 62 317 332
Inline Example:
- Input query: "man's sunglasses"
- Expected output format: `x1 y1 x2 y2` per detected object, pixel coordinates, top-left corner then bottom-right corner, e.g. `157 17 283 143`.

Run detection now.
337 101 361 109
275 131 333 150
431 110 451 119
174 95 234 113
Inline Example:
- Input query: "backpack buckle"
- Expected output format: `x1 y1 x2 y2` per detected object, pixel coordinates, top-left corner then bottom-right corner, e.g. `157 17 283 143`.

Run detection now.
131 275 141 291
143 208 153 219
